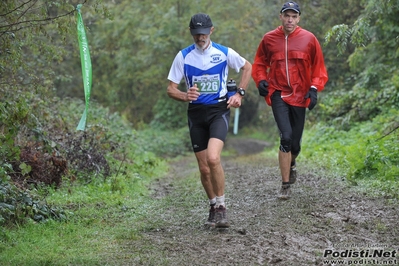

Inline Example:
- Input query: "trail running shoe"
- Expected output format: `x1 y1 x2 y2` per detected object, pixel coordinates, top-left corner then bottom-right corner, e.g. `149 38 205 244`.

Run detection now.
278 184 291 200
289 166 297 184
215 205 230 228
204 206 216 227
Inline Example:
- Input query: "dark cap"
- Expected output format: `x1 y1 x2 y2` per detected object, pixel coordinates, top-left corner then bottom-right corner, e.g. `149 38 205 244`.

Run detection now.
281 1 301 15
189 13 213 35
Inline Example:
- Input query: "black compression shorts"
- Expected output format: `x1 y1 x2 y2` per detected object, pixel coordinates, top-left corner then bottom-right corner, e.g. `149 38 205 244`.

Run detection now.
187 101 230 153
271 90 306 155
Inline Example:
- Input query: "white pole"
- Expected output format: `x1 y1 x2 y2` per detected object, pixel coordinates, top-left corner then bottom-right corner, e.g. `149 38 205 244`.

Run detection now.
233 108 239 135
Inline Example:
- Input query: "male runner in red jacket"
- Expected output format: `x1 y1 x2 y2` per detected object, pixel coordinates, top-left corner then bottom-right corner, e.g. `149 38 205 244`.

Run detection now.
252 1 328 199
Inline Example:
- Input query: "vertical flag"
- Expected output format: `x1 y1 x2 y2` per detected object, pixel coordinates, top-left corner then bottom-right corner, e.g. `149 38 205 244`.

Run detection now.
76 4 92 131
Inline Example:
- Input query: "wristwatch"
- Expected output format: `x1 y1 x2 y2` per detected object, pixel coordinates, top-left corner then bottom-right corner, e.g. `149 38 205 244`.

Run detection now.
237 88 245 97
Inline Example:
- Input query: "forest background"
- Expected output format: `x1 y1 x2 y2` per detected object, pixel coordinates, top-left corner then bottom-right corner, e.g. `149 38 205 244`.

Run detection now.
0 0 398 263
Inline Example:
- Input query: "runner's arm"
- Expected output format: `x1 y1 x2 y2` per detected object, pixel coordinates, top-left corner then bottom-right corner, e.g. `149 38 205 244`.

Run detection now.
237 60 252 90
167 81 199 102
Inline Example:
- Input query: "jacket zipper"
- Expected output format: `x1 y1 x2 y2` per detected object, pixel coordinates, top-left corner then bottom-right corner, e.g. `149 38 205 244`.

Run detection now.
282 34 293 98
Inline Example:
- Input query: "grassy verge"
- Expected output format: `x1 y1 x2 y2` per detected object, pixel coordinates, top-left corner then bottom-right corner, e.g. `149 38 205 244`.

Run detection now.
0 158 171 266
0 153 207 266
301 110 399 199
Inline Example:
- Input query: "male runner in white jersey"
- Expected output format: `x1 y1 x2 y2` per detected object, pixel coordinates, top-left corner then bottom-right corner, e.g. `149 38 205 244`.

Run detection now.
167 13 252 228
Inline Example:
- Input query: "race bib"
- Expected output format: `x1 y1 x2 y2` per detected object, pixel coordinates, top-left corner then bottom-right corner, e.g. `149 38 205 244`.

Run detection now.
192 74 220 94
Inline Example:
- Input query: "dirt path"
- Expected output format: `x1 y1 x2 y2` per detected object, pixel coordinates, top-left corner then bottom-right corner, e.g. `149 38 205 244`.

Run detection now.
128 138 399 265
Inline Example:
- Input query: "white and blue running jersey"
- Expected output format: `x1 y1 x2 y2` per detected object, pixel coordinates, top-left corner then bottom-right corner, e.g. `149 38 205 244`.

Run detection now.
168 41 246 105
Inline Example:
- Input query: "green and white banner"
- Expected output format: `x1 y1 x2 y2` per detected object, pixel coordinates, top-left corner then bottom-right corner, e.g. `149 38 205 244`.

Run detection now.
76 4 92 131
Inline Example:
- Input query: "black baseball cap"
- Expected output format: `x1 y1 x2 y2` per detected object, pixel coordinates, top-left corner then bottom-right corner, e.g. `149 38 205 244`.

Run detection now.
189 13 213 35
281 1 301 15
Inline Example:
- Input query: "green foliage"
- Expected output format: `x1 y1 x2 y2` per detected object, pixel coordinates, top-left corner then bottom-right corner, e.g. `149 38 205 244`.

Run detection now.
150 93 188 130
46 97 166 184
0 98 28 179
0 165 171 265
302 109 399 198
325 24 352 55
2 0 368 131
135 127 192 158
361 137 399 180
314 0 399 196
0 179 68 226
53 0 288 127
0 91 169 226
68 0 190 125
323 0 399 123
1 0 112 185
299 0 362 89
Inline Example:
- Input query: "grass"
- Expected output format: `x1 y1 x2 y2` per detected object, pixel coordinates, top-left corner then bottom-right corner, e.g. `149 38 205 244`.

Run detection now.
0 159 171 266
0 153 206 266
2 220 113 265
300 112 399 199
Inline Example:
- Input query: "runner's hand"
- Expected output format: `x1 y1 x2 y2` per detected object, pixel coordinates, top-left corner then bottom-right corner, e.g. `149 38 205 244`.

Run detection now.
227 94 242 109
258 80 269 97
305 87 318 110
186 85 200 101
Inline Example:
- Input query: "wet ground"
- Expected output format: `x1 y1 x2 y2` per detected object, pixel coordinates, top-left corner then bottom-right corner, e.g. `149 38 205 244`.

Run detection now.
124 138 399 265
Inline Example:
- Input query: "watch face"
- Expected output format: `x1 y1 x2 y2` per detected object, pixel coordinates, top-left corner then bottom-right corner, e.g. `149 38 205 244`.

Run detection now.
238 89 245 96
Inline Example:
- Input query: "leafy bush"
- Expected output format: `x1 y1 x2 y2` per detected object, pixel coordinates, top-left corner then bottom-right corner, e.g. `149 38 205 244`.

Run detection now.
0 94 169 225
150 94 188 131
135 127 192 158
0 93 32 181
0 178 68 226
302 109 399 198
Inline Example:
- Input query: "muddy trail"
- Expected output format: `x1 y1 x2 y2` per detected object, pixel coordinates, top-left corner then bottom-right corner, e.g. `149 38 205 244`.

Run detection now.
126 138 399 265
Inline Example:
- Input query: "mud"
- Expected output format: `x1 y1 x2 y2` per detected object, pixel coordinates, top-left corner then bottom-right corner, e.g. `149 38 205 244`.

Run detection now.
126 138 399 265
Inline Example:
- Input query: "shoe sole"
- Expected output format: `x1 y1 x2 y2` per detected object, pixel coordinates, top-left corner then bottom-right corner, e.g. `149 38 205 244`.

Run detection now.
278 196 290 200
204 222 216 227
215 223 230 228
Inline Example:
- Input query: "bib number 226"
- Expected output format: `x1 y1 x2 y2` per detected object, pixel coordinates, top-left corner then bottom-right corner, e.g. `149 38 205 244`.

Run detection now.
193 74 220 94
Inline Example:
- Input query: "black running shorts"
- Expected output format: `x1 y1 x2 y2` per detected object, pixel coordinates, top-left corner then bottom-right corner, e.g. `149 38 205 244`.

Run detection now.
271 90 306 155
187 101 230 153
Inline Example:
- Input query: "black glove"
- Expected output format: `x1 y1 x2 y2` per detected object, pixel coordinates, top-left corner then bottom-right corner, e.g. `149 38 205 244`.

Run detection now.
305 87 318 110
258 80 269 97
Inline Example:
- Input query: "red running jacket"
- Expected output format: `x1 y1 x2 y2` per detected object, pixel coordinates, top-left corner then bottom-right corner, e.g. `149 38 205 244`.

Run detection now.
252 26 328 107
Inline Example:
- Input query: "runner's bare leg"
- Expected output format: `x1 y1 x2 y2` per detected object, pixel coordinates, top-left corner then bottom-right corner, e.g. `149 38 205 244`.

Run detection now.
279 150 291 183
194 150 215 199
206 138 225 197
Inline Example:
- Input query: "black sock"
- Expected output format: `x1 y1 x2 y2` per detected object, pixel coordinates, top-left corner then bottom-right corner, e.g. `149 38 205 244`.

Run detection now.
282 182 290 186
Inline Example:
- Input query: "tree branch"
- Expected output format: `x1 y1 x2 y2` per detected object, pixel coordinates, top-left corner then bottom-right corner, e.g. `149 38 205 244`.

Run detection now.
376 124 399 141
0 0 34 17
0 0 88 37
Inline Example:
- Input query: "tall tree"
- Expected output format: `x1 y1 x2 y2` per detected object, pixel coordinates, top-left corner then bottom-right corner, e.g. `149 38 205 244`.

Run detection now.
324 0 399 123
